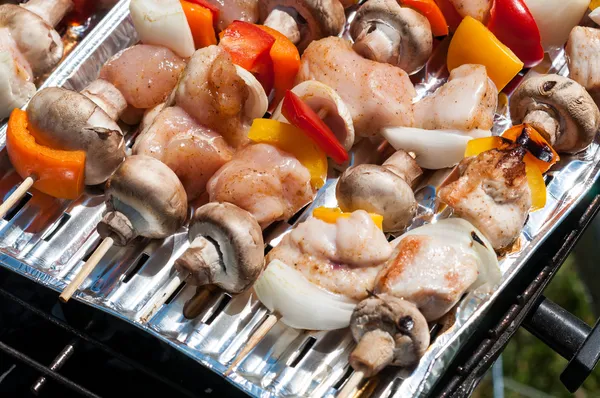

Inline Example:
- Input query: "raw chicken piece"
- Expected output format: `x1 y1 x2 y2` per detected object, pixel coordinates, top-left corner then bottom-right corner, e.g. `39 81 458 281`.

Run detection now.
566 26 600 106
133 106 233 201
0 30 35 119
449 0 491 22
297 37 416 137
99 44 185 110
414 64 498 131
203 0 259 32
374 218 498 321
438 147 531 251
267 210 393 300
207 143 315 229
175 45 250 148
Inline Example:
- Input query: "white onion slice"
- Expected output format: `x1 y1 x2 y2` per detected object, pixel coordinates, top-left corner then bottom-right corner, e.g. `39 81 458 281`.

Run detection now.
235 65 268 120
591 8 600 26
381 127 491 170
523 0 589 52
254 260 357 330
402 218 501 291
130 0 195 58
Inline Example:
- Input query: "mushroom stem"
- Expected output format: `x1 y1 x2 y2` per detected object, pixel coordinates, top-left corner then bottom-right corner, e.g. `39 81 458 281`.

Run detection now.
264 7 301 45
96 211 137 246
353 28 395 65
22 0 73 27
349 329 395 378
382 150 423 188
317 107 328 120
522 110 560 146
175 236 222 286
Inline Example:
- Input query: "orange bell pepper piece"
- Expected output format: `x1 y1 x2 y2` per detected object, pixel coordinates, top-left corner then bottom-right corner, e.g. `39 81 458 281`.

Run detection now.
248 118 327 189
401 0 449 36
220 21 276 94
180 0 217 49
447 16 523 90
256 25 301 105
501 124 559 173
6 109 85 199
313 207 384 230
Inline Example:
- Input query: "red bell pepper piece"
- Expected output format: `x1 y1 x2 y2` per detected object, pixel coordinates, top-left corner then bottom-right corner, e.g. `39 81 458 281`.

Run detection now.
187 0 219 27
282 91 349 164
487 0 543 68
433 0 462 32
220 21 275 94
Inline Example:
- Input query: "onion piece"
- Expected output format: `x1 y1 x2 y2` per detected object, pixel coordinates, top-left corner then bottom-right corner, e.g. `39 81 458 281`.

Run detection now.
381 127 491 170
234 65 268 121
130 0 195 58
272 81 355 151
254 259 357 330
591 8 600 26
401 218 501 291
523 0 589 52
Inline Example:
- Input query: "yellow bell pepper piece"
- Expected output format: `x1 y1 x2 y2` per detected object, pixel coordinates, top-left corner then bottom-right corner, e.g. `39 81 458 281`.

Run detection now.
248 119 328 189
525 153 546 211
464 136 507 158
312 207 384 230
464 137 546 211
448 16 524 90
591 0 600 10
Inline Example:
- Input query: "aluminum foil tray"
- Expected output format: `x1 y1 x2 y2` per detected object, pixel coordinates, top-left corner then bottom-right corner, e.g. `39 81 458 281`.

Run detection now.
0 1 599 397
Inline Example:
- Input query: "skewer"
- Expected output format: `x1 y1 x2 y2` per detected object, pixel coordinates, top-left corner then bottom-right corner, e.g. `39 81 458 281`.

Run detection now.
138 272 190 323
224 313 280 376
0 176 35 219
337 370 365 398
59 237 114 303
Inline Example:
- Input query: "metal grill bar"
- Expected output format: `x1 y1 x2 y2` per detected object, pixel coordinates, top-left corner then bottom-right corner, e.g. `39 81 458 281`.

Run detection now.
0 287 198 398
0 340 100 398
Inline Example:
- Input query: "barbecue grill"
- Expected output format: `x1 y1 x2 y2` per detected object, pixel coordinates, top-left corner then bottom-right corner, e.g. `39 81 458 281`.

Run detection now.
1 1 600 397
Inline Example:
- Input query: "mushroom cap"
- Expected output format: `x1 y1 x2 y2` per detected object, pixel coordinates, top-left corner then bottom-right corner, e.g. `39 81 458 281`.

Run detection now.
272 80 355 150
0 4 63 76
350 293 430 374
234 65 268 121
103 155 188 241
336 164 417 233
510 74 600 153
183 202 265 293
26 87 126 185
350 0 432 75
259 0 345 52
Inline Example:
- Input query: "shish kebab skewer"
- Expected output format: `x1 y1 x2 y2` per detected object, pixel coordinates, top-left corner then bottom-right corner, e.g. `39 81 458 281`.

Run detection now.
59 155 188 302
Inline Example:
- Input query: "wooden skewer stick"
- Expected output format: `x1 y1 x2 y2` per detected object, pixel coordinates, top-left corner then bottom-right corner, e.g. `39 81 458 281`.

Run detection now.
0 176 35 219
224 313 280 376
337 370 365 398
138 272 190 323
59 237 114 303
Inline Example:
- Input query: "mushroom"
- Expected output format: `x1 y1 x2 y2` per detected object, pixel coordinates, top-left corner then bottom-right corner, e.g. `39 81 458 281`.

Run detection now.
81 79 128 122
0 0 72 76
350 293 430 377
336 150 421 233
258 0 345 52
272 80 355 150
26 87 126 186
510 74 600 154
175 202 264 294
97 155 188 246
349 0 432 75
